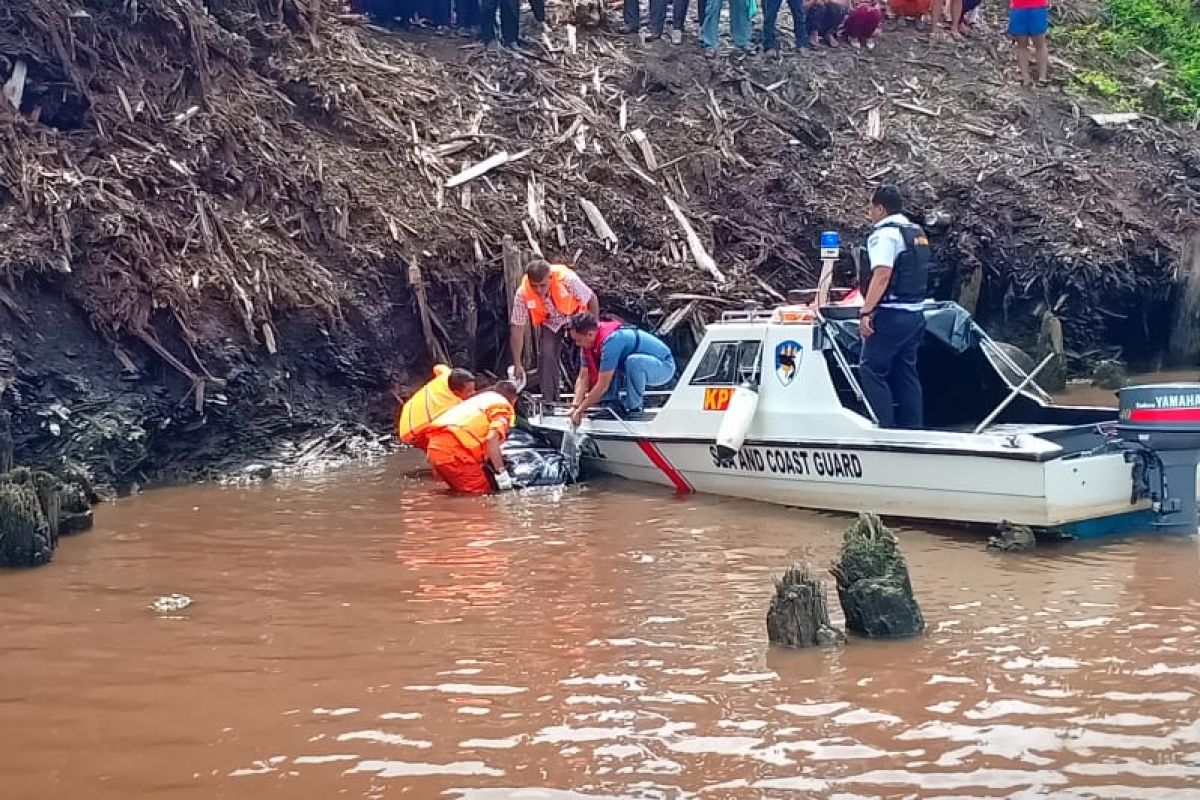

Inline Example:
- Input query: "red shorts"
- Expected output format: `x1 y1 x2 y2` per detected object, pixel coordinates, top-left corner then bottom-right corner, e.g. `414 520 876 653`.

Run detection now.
889 0 931 16
844 5 883 39
427 440 493 495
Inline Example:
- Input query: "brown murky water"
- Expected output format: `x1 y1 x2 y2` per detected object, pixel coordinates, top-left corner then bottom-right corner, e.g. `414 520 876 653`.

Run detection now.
3 450 1200 800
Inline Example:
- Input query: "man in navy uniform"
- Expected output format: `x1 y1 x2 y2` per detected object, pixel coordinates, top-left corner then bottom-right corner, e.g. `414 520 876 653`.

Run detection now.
857 185 931 429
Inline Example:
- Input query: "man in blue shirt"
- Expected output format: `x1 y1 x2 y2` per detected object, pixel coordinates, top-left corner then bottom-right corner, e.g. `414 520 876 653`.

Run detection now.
566 313 676 425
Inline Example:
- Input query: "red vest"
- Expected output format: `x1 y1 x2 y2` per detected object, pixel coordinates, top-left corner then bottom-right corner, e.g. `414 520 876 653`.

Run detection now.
584 319 625 385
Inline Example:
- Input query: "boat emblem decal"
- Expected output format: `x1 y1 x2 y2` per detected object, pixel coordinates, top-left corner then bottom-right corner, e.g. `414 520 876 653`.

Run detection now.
775 340 803 386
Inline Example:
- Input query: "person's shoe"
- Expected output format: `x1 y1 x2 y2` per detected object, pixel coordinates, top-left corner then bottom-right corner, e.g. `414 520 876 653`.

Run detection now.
866 38 876 50
537 21 552 36
670 28 683 44
484 40 501 52
851 38 862 49
703 45 719 58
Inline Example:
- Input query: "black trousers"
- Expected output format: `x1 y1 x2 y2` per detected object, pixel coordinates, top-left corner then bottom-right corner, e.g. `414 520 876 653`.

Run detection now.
425 0 452 25
762 0 804 49
529 0 546 23
367 0 412 25
673 0 707 29
624 0 670 32
859 308 925 429
457 0 480 26
479 0 519 42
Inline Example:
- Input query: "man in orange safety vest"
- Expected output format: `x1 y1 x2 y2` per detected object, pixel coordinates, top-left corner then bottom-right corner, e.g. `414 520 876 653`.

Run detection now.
396 365 477 450
510 259 599 402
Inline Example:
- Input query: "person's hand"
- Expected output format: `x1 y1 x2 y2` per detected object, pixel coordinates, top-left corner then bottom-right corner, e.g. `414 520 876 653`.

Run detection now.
511 364 526 382
495 470 515 492
570 406 585 427
859 313 875 338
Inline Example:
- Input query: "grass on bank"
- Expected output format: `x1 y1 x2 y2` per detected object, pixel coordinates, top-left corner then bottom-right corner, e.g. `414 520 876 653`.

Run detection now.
1061 0 1200 121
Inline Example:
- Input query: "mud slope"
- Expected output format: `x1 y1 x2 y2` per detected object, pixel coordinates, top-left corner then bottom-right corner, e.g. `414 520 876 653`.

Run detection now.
1 0 1197 487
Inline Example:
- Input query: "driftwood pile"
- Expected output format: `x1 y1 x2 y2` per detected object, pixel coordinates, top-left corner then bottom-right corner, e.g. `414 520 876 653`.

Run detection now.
2 0 1199 393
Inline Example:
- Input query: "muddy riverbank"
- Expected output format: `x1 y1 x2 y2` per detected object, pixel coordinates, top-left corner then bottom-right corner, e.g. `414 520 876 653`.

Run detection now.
3 1 1198 488
2 453 1198 798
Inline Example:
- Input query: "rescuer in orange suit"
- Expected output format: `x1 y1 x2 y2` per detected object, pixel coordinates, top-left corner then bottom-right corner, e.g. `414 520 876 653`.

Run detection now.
396 365 477 450
425 380 521 494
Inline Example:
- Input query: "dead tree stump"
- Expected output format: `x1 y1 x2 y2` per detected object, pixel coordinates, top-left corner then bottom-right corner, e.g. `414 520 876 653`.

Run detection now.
0 481 52 568
1035 311 1067 393
830 513 925 639
1169 231 1200 365
766 565 845 648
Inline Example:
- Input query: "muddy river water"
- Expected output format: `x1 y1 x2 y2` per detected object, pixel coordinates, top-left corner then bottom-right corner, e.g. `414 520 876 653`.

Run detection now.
4 390 1200 798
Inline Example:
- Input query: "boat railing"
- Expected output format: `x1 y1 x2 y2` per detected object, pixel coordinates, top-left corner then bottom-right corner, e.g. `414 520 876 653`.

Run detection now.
719 288 858 324
719 308 778 323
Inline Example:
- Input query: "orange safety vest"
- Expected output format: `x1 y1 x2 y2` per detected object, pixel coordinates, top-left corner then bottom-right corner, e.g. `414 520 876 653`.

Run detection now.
425 391 515 462
397 364 462 448
517 265 587 327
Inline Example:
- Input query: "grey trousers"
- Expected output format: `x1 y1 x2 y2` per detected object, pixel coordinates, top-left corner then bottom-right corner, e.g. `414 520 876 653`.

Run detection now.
538 324 563 402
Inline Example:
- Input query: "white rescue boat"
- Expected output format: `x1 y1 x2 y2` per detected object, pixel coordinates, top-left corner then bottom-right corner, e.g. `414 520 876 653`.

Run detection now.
530 294 1200 539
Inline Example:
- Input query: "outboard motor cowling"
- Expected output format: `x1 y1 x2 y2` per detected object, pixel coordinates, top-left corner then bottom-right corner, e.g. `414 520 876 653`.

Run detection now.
1115 383 1200 534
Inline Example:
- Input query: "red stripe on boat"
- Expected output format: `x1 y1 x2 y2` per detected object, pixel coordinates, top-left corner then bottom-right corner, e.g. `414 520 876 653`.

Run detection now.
1129 408 1200 423
637 440 693 494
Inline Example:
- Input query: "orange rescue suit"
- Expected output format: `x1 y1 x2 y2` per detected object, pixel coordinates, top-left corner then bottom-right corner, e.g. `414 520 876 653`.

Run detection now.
396 364 461 450
425 390 515 494
517 264 587 327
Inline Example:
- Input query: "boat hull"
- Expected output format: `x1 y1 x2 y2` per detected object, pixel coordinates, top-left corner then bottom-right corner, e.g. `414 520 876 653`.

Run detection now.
572 433 1149 531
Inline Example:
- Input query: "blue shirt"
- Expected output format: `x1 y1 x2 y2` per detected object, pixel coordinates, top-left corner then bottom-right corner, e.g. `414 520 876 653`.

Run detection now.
599 328 672 373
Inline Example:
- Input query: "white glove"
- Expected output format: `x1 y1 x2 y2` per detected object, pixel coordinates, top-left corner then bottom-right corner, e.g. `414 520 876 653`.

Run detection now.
506 365 527 393
494 469 515 492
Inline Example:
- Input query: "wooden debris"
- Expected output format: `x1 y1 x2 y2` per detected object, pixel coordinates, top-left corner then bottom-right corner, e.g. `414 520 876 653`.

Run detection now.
445 149 530 188
408 255 449 364
894 100 941 118
521 219 543 257
1089 112 1141 127
630 128 658 171
502 236 530 366
959 121 997 138
656 300 697 336
527 176 548 232
663 196 725 284
3 60 27 110
579 198 618 248
866 106 884 141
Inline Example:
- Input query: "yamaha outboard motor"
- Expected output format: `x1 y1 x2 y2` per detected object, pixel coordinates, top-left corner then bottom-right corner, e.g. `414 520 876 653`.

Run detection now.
1115 384 1200 533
